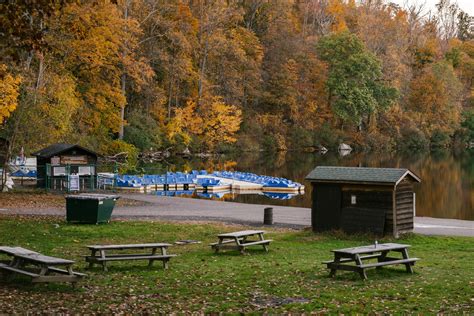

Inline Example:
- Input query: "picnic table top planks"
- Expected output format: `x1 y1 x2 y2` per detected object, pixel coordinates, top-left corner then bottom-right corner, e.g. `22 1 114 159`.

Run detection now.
86 243 172 250
0 246 75 265
217 230 265 238
0 246 40 256
331 243 411 255
14 253 75 265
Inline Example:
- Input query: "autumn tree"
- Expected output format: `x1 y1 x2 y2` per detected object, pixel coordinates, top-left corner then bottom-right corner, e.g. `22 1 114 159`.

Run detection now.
133 0 198 120
47 1 152 145
167 97 242 151
317 32 398 130
353 1 411 90
0 65 21 125
406 61 462 137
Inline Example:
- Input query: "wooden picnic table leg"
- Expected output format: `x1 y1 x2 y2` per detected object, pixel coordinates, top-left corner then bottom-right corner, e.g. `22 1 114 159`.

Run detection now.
258 233 269 252
88 250 96 269
67 265 78 288
66 265 74 276
100 250 108 272
354 254 367 280
4 257 21 281
376 251 389 269
329 253 341 277
39 264 48 276
11 256 22 268
214 237 224 253
161 247 169 269
148 247 157 267
401 248 414 273
236 237 246 255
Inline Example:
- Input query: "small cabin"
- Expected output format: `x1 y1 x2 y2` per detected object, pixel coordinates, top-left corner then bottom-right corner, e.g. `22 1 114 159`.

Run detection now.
32 143 98 190
305 166 421 237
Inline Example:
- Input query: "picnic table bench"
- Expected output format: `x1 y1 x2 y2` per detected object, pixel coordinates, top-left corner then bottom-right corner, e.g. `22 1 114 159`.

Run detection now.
323 243 419 280
0 246 85 284
85 243 176 271
210 230 272 254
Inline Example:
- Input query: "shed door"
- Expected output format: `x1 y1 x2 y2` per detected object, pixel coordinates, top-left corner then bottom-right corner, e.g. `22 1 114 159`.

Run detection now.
312 184 342 231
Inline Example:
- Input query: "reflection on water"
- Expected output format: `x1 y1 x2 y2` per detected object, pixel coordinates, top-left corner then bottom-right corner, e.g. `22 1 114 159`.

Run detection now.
140 150 474 221
153 189 299 201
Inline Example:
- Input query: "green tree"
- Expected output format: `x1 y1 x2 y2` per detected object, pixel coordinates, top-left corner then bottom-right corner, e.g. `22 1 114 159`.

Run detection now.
317 31 397 130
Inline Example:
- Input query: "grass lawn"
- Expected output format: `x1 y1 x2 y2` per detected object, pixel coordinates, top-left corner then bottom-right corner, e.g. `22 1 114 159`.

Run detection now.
0 215 473 313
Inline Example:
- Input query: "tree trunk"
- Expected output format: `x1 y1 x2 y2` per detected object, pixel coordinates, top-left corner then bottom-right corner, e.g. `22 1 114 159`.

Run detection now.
167 78 173 120
198 39 209 103
119 72 126 139
118 0 130 140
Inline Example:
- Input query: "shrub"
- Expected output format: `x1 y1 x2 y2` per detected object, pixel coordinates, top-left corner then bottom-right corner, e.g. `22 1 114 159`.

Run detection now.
259 132 287 152
365 131 396 152
314 123 343 150
398 127 429 150
430 129 451 148
101 140 139 173
287 126 315 151
124 110 163 151
461 110 474 141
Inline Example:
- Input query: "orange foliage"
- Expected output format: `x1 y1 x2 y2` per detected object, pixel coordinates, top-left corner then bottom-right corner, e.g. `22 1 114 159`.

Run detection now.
0 64 21 125
167 97 242 150
327 0 348 33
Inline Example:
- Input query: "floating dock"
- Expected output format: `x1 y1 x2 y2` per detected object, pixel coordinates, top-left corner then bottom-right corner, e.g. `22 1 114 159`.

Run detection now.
110 170 304 198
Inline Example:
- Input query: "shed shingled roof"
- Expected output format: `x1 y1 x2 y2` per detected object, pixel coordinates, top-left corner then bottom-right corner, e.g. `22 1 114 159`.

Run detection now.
305 166 421 185
32 143 98 159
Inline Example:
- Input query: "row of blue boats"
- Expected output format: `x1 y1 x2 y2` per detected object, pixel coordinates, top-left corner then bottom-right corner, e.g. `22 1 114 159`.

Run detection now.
10 169 37 178
115 170 303 190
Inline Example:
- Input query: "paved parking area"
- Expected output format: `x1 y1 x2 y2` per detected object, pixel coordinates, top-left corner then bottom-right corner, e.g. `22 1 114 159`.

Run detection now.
1 193 473 236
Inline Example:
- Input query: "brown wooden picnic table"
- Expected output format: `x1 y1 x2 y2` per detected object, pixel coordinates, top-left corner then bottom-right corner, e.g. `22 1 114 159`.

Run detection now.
210 230 272 254
323 243 420 280
85 243 176 271
0 246 85 284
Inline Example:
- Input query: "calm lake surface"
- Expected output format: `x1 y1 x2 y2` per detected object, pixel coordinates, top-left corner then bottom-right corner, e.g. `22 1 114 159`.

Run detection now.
140 150 474 221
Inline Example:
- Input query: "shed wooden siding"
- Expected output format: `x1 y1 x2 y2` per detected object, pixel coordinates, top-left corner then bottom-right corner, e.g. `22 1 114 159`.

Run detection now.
341 185 393 235
395 179 415 233
311 183 342 231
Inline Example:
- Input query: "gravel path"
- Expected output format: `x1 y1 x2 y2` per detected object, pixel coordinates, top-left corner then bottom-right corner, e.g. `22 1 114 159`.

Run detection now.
1 193 473 237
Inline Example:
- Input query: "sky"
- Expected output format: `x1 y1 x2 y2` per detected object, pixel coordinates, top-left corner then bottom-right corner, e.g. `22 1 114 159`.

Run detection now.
388 0 474 15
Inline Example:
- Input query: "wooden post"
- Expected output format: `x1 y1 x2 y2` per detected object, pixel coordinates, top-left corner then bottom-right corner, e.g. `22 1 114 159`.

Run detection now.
413 192 416 217
392 186 398 238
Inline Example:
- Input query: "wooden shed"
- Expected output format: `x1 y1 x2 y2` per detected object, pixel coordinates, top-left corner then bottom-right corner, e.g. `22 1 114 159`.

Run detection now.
32 143 98 189
305 166 421 237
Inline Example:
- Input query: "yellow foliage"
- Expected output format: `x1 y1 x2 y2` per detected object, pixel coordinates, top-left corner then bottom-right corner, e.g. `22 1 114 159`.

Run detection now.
0 64 21 125
167 97 242 150
328 0 348 33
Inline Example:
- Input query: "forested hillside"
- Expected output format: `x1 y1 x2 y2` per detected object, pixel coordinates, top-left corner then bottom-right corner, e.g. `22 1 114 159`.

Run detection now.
1 0 473 159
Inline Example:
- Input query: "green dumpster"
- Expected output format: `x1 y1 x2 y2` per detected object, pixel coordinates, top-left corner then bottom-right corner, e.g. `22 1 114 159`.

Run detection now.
65 194 120 224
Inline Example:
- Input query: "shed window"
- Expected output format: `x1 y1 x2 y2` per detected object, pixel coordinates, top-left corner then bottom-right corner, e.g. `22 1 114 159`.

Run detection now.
351 195 356 205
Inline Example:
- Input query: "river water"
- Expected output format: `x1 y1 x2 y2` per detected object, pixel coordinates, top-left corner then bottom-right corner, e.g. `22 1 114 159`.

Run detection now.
140 150 474 221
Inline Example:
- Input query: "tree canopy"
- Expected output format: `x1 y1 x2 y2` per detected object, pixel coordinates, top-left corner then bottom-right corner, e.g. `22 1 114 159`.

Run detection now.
1 0 473 156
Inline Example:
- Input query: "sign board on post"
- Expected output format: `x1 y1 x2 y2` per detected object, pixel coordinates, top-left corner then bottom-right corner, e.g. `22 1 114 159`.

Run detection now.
69 174 80 192
61 155 88 165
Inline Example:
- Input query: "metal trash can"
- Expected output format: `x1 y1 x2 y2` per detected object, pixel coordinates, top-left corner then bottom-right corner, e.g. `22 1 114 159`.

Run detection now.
65 194 120 224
